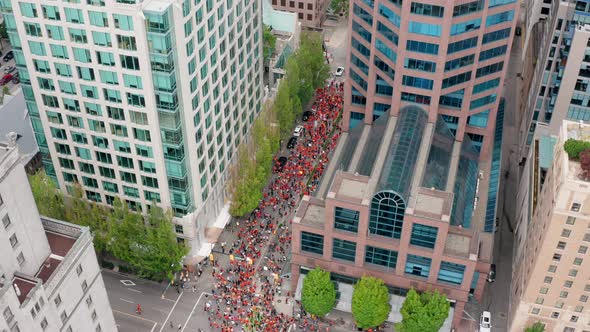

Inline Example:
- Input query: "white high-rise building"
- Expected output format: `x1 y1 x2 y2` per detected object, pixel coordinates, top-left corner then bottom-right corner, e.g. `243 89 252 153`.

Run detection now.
0 0 264 258
0 136 117 332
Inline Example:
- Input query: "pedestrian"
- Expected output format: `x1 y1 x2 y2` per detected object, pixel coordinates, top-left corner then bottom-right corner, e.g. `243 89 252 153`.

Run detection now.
170 321 173 328
178 323 182 330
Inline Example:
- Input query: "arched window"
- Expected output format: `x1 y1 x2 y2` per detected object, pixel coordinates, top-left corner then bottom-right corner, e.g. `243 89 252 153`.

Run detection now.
369 191 405 239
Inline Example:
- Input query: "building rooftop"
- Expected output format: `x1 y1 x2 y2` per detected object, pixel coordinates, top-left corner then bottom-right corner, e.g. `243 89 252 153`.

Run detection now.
12 276 38 305
294 196 325 229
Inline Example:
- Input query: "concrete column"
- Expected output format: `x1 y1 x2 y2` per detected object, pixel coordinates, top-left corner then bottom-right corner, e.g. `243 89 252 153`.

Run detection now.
452 301 466 329
290 263 301 293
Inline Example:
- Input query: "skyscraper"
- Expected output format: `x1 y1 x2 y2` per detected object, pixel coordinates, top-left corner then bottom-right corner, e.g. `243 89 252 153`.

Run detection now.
0 137 116 332
510 120 590 332
290 0 517 328
0 0 263 258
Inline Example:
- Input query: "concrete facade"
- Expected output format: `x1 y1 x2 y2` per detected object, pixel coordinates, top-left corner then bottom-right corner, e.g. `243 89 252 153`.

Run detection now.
271 0 328 28
0 140 116 332
0 0 264 260
510 121 590 332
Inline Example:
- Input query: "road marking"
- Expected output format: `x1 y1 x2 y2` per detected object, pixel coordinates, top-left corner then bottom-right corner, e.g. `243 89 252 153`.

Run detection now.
128 288 142 293
180 292 212 332
150 322 157 332
113 310 157 324
119 298 134 304
161 297 176 303
121 280 136 286
158 291 183 332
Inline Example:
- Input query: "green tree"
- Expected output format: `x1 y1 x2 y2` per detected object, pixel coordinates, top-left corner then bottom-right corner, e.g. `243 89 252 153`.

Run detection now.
525 322 545 332
395 289 450 332
301 268 336 317
263 25 277 64
142 204 188 281
351 276 391 329
564 138 590 160
229 145 261 216
108 198 144 267
330 0 349 15
28 171 66 220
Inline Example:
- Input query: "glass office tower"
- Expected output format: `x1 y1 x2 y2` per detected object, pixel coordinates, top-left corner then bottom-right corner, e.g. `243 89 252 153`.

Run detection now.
0 0 263 258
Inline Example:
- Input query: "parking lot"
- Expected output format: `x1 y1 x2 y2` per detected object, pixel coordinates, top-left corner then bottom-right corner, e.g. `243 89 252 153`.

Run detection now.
0 40 22 94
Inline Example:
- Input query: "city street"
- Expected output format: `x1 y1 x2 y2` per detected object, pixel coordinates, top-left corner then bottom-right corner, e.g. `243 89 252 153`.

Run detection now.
463 11 523 332
103 269 214 331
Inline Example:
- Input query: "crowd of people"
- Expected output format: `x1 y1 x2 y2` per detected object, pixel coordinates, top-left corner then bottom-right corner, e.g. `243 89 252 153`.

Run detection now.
204 81 344 331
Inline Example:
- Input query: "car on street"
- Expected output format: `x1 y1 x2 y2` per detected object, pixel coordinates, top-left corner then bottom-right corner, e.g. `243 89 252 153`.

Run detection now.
487 264 496 282
0 74 13 85
4 66 15 74
287 137 297 149
274 156 288 173
334 66 345 76
480 311 492 332
302 111 313 121
293 125 304 137
3 51 13 62
11 74 19 84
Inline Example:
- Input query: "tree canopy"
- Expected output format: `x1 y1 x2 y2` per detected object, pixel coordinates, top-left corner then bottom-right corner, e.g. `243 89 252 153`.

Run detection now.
228 31 330 217
301 268 336 317
263 25 277 64
351 276 391 329
395 289 450 332
28 171 187 281
525 322 545 332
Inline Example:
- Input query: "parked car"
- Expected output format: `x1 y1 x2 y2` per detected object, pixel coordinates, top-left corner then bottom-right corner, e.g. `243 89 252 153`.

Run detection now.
293 125 304 137
287 137 297 149
479 311 492 332
334 66 345 76
0 74 13 85
11 76 19 84
3 51 13 62
302 111 313 121
274 156 288 173
3 66 15 74
487 264 496 282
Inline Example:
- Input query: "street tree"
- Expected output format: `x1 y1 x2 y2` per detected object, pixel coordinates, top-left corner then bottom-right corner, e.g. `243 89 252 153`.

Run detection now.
525 322 545 332
263 25 277 64
28 170 66 220
351 276 391 329
142 204 188 281
396 288 450 332
301 268 336 317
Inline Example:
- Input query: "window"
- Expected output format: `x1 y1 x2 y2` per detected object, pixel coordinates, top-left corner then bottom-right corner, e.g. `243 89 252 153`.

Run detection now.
551 312 559 319
453 0 484 16
535 297 544 304
60 311 67 323
573 257 583 265
540 287 548 294
91 310 97 321
2 215 11 229
379 4 400 27
561 229 571 237
482 28 511 44
332 238 357 262
408 21 442 36
564 280 573 288
571 202 581 212
54 294 62 306
568 269 578 277
531 307 540 315
581 295 589 302
364 245 398 268
486 10 514 26
334 207 360 233
81 280 88 291
402 75 434 90
410 223 438 248
442 71 472 88
406 40 439 55
16 252 25 265
584 233 590 242
438 261 466 285
579 246 588 254
447 37 478 54
476 62 504 78
560 291 569 298
553 253 562 261
40 318 48 330
369 191 405 239
300 231 324 255
175 225 184 234
405 254 432 278
9 234 18 248
3 307 13 323
410 2 444 17
76 264 83 276
548 265 557 272
405 58 436 73
479 45 507 61
451 18 481 36
544 276 553 284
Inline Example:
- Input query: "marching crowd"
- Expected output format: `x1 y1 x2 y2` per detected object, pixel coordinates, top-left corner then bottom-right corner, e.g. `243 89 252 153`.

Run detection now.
204 81 344 331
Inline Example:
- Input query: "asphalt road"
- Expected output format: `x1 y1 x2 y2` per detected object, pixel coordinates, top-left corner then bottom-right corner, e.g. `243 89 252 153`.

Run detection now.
102 269 214 332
